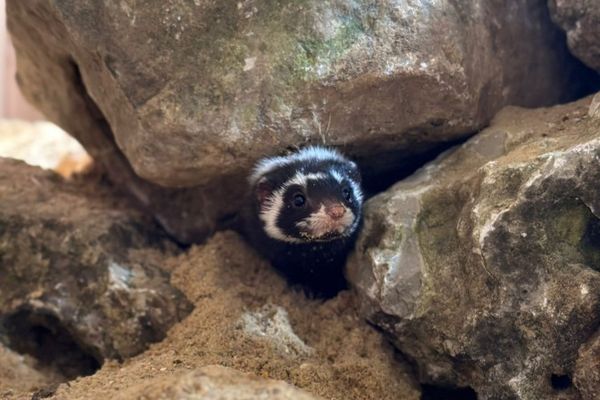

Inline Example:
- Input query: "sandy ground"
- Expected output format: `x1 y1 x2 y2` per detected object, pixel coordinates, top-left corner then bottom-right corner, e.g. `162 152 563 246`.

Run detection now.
0 231 419 400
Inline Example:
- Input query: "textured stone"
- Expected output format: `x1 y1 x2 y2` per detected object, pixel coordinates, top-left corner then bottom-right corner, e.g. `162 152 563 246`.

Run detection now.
588 92 600 119
574 331 600 400
348 95 600 400
6 0 594 243
239 304 314 358
0 158 192 370
549 0 600 71
115 365 322 400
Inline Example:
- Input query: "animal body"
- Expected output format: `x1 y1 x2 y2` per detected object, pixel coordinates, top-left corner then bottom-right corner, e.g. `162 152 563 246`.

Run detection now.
244 146 363 297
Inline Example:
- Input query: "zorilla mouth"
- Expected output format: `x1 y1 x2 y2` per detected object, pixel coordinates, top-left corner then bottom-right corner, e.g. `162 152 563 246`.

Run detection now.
296 202 355 241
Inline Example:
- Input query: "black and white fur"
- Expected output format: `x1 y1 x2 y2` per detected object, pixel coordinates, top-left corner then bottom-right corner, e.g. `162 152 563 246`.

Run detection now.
244 146 363 297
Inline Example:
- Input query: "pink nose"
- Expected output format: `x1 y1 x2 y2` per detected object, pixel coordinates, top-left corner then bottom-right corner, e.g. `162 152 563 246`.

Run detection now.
327 204 346 220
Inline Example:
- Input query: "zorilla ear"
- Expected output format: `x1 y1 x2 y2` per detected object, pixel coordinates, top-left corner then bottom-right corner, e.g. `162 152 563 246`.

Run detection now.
255 177 274 209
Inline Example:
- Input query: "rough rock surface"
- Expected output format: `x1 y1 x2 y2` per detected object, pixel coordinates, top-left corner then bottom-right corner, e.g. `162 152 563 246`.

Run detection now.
0 158 192 379
348 95 600 399
48 231 420 400
114 365 321 400
7 0 595 243
588 92 600 119
574 331 600 400
549 0 600 72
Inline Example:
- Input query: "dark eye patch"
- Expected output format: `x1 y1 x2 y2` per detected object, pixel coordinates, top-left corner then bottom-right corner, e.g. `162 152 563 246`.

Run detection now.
277 184 313 238
283 184 307 207
293 193 306 207
342 187 353 202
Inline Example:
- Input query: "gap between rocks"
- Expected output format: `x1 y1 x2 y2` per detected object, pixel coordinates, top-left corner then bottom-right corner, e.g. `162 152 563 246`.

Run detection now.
0 309 101 382
420 384 478 400
361 136 470 196
550 374 573 391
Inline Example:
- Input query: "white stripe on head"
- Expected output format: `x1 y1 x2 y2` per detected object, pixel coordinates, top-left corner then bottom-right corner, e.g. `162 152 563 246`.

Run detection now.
349 179 363 204
259 186 302 243
285 171 328 187
329 169 343 183
249 146 345 185
329 167 363 205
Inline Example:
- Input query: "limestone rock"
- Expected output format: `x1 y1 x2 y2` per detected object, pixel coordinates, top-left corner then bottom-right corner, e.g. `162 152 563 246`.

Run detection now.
6 0 594 243
549 0 600 72
588 92 600 119
239 304 314 358
115 365 322 400
348 95 600 399
0 158 192 372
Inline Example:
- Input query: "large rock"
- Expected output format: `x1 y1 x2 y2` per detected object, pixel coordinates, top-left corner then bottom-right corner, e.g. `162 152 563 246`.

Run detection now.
0 158 192 377
6 0 594 243
114 365 322 400
348 95 600 399
549 0 600 72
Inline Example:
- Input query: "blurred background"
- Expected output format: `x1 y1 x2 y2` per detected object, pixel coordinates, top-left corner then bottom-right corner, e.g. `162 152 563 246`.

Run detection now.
0 0 89 176
0 0 41 120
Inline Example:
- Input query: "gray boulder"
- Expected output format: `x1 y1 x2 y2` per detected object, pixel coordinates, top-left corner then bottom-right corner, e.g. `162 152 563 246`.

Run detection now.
348 95 600 399
0 158 192 377
6 0 592 243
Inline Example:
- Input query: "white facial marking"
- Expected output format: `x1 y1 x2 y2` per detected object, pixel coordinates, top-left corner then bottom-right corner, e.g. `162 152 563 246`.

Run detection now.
259 171 328 243
296 204 356 240
330 167 362 205
285 172 328 188
259 187 302 243
349 179 363 204
329 169 343 183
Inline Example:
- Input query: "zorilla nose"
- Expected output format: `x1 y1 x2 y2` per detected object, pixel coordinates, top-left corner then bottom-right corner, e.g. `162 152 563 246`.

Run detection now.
326 204 346 220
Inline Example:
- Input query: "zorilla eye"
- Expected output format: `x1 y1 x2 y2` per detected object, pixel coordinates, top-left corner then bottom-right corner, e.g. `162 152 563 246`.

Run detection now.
342 187 352 202
292 193 306 207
